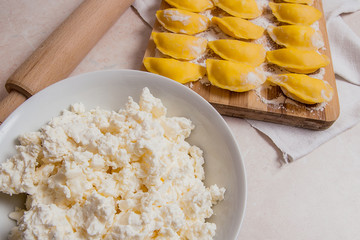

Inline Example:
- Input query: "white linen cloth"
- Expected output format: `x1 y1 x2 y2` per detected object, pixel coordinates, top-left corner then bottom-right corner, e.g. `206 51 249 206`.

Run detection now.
132 0 161 26
132 0 360 163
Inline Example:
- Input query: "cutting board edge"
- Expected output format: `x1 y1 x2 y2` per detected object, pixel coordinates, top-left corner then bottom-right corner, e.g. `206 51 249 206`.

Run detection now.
214 103 337 130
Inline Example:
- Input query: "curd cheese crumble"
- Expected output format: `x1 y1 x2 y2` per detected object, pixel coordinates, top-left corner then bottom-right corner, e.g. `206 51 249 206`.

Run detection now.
0 88 225 240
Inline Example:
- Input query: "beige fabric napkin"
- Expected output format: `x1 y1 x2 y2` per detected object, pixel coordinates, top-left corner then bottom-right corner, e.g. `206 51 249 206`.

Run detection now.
132 0 360 163
132 0 161 26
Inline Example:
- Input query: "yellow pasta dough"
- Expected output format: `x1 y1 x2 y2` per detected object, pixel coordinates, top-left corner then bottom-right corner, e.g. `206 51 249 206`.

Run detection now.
269 2 322 25
206 59 265 92
212 16 264 40
267 74 334 104
143 57 206 84
281 0 314 4
267 25 323 50
208 39 265 66
212 0 261 19
156 8 210 35
164 0 214 12
152 32 207 60
266 47 330 74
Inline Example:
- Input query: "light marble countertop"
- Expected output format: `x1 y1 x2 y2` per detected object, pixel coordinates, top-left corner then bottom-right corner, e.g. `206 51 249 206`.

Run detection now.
1 1 360 239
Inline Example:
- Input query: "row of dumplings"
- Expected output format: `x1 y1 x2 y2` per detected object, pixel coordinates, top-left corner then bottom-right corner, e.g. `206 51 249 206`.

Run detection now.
267 1 333 104
143 0 334 104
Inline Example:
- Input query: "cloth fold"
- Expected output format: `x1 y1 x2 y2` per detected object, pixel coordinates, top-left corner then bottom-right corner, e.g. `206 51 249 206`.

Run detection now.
327 16 360 85
132 0 161 27
132 0 360 162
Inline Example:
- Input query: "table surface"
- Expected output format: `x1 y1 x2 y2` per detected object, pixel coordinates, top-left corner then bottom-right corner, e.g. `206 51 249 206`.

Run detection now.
1 1 360 239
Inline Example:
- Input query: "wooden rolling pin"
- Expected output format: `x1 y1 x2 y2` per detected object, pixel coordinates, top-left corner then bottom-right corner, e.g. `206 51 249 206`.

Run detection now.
0 0 135 124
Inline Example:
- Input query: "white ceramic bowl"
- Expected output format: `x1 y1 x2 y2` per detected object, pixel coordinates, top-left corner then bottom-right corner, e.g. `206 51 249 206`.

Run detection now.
0 70 246 239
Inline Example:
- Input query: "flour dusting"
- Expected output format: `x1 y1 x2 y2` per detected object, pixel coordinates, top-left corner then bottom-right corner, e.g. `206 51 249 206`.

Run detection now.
163 9 191 25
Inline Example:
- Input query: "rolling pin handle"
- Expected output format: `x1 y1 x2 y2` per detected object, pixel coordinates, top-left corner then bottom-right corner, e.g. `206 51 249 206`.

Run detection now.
0 91 27 124
0 0 135 124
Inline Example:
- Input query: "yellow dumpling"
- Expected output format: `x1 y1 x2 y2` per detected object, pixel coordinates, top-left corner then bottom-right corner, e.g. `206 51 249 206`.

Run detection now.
269 2 322 25
282 0 314 4
206 59 265 92
164 0 214 12
152 32 207 60
266 48 330 74
156 8 210 35
212 16 264 40
267 74 334 104
267 25 323 50
208 39 265 66
212 0 261 19
143 57 206 84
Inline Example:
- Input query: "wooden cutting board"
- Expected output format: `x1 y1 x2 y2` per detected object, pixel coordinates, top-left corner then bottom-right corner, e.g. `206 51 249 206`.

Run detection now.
142 0 339 130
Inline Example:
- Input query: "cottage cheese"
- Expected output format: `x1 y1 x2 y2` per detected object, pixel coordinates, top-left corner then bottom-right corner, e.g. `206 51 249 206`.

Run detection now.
0 88 225 240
